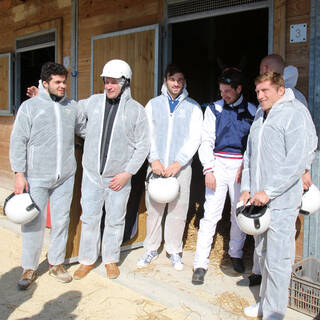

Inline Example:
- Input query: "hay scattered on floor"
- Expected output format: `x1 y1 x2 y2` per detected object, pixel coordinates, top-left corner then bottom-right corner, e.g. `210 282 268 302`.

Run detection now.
211 291 250 317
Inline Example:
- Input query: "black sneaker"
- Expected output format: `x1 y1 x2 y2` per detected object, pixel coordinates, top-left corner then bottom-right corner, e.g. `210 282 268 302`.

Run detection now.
192 268 207 285
231 257 245 273
248 273 262 286
18 269 37 290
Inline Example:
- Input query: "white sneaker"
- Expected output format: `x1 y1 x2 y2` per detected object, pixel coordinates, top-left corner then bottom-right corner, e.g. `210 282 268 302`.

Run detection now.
244 302 262 318
170 253 184 271
137 250 158 268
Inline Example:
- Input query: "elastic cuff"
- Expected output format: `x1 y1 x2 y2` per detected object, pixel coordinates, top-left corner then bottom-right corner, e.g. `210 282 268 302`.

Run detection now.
203 167 214 175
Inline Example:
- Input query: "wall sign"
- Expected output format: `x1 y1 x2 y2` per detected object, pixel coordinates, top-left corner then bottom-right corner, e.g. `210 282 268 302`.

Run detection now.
290 23 307 43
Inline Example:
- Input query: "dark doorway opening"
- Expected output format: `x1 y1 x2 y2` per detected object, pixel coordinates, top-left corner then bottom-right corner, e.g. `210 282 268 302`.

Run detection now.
18 46 54 105
171 8 269 105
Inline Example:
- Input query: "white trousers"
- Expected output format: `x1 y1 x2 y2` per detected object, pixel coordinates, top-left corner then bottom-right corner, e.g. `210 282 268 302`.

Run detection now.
143 165 191 255
256 208 298 320
78 171 131 265
193 157 246 269
22 175 75 270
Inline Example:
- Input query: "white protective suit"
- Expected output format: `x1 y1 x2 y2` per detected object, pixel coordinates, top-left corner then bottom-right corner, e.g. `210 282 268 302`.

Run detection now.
241 88 318 319
143 84 203 254
252 66 314 275
77 86 150 265
10 83 85 270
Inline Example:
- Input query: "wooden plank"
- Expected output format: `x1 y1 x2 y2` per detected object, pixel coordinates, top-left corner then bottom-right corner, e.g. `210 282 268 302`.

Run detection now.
92 28 156 106
273 0 286 58
0 55 9 111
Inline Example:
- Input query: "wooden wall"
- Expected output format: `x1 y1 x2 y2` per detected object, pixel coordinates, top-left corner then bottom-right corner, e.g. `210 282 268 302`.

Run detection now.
77 0 163 100
273 0 311 261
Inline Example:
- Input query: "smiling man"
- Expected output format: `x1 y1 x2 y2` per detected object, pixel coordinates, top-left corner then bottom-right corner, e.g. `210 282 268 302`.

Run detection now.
137 64 203 270
240 72 317 319
191 67 256 285
10 62 85 289
73 59 150 280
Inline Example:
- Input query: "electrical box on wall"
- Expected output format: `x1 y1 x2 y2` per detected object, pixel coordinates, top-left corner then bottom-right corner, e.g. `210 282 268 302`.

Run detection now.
290 23 307 43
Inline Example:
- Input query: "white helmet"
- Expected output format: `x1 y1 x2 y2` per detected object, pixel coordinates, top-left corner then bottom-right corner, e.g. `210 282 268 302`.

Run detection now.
146 173 180 204
235 201 271 236
3 193 40 224
100 59 132 80
300 184 320 215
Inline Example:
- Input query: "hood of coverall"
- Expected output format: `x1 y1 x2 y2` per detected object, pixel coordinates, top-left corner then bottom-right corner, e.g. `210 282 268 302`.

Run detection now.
283 65 298 89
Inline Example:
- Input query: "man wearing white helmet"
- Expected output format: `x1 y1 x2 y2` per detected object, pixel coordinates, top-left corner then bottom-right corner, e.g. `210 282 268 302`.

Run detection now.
137 64 203 271
10 62 86 290
73 59 150 280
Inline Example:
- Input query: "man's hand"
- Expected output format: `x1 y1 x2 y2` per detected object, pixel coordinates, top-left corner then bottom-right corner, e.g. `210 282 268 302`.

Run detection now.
239 190 250 205
151 160 165 176
235 163 243 184
109 172 132 191
14 172 28 194
26 86 39 98
164 161 182 177
205 172 216 190
302 170 312 191
250 191 270 206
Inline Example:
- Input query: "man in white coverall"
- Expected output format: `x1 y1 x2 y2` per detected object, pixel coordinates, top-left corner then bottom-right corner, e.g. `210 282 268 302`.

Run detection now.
192 68 256 285
137 64 203 270
241 72 317 319
73 59 150 280
10 62 85 290
244 54 314 288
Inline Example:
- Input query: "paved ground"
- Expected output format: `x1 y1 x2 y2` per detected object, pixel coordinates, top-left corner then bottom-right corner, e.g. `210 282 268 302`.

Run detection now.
0 187 313 320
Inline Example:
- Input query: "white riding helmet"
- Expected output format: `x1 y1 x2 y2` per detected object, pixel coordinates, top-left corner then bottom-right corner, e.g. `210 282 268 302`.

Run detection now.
100 59 132 80
146 173 180 204
235 201 271 236
3 193 40 225
300 184 320 216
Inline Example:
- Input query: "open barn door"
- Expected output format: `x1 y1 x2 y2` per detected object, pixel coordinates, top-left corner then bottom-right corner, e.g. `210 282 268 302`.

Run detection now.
65 24 160 262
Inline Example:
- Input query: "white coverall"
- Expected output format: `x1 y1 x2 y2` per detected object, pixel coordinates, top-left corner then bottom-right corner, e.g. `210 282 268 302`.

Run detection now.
241 88 318 319
10 84 85 270
252 65 313 275
193 96 256 270
77 87 150 265
143 84 203 254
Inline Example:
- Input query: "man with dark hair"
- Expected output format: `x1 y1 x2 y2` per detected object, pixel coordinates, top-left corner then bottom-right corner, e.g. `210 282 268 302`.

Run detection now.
191 68 256 285
241 72 317 319
10 62 85 290
137 64 203 270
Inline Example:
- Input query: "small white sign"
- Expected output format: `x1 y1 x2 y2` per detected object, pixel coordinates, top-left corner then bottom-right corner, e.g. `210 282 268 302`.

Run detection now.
290 24 307 43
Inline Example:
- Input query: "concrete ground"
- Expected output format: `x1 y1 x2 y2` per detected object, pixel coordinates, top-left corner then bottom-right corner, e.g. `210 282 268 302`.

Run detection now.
0 187 313 320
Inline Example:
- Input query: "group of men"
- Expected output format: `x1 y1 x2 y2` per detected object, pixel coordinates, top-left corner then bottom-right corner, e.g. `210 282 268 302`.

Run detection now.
9 53 318 320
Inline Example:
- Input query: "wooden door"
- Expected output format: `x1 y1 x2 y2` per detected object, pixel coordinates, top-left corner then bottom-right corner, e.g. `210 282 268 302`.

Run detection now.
65 24 159 261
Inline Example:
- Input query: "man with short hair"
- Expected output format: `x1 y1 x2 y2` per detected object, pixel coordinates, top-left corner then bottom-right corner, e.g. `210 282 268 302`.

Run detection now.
10 62 85 289
73 59 150 280
192 68 256 285
245 54 313 287
241 72 317 319
137 64 203 271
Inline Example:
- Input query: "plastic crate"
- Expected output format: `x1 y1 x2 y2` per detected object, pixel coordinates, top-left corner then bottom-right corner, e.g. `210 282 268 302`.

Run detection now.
288 257 320 319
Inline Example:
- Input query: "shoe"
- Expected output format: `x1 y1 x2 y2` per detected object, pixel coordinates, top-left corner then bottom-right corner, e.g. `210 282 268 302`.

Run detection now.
18 269 37 290
192 268 207 285
49 264 72 283
105 263 120 279
170 253 184 271
73 264 95 280
231 257 245 273
244 302 262 318
248 273 262 286
137 250 158 268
